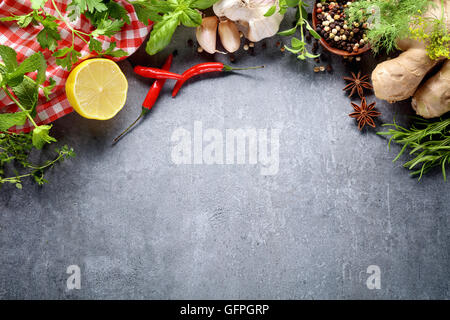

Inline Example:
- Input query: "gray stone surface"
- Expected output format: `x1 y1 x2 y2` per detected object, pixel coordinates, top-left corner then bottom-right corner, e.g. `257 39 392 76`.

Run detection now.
0 21 449 299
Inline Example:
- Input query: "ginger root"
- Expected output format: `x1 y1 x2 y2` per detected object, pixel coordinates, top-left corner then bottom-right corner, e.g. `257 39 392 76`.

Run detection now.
372 0 450 118
412 60 450 118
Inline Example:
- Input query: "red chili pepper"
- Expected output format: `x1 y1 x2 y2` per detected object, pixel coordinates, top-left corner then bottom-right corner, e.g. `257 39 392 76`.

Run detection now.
134 65 182 80
142 54 173 110
114 55 174 143
172 62 264 98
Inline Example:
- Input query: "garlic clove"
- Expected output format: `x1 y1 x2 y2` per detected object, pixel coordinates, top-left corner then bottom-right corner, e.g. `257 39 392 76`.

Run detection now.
196 16 219 54
218 20 241 53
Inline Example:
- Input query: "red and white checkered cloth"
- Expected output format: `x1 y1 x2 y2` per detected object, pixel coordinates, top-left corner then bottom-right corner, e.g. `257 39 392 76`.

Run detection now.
0 0 151 132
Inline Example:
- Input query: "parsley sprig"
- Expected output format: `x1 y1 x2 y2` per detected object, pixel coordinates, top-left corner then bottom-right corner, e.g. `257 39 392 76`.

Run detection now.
0 0 130 70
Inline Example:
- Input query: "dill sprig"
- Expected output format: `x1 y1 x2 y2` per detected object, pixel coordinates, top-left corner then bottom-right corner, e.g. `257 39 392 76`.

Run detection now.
346 0 433 54
378 116 450 181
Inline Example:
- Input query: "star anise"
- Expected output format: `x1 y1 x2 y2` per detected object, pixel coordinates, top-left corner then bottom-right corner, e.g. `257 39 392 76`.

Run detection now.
349 97 381 130
343 71 373 98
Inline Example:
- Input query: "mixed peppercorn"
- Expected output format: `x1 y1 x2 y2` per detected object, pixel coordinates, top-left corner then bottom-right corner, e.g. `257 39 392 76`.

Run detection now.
315 0 369 53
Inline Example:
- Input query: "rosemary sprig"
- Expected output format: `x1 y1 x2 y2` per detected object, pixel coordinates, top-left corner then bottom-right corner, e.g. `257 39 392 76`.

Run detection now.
377 116 450 181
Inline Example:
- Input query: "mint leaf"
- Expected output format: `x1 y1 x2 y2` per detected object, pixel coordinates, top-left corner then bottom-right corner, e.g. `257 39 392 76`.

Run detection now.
190 0 218 10
32 125 56 149
36 53 48 85
12 77 39 111
0 45 18 72
9 52 45 81
0 112 27 131
146 12 181 55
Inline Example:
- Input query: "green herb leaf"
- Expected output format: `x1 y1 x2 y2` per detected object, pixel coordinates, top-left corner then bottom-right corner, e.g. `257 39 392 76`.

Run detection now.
305 21 321 40
264 5 277 17
180 8 202 28
146 12 181 55
32 125 57 149
190 0 218 10
278 27 297 36
291 37 304 50
91 19 125 37
69 0 108 14
12 77 39 111
31 0 48 9
36 16 61 51
0 112 27 131
286 0 299 7
0 45 18 72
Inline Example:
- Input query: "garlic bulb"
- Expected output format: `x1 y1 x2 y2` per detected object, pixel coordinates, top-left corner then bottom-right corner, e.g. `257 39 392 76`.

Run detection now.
213 0 284 42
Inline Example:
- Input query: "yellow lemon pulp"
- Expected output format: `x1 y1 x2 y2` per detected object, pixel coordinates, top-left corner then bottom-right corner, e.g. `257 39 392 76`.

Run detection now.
65 59 128 120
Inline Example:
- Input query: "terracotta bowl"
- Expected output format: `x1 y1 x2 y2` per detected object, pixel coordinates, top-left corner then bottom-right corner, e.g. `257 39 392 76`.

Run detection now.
311 1 370 57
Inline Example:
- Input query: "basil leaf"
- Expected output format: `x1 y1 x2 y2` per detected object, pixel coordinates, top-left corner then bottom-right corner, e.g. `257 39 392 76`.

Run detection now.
190 0 218 10
146 13 181 55
180 8 202 27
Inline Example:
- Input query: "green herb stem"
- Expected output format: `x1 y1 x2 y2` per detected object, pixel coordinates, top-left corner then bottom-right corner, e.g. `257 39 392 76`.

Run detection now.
1 85 38 128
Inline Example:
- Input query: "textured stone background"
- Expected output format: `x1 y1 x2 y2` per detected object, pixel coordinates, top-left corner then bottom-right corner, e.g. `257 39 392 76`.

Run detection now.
0 16 449 299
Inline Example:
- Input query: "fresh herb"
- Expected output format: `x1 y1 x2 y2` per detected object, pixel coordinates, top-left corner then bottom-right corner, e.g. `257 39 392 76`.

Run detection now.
0 45 75 188
0 45 57 149
130 0 219 55
266 0 321 60
346 0 433 54
0 0 129 70
378 116 450 181
0 135 75 188
410 0 450 60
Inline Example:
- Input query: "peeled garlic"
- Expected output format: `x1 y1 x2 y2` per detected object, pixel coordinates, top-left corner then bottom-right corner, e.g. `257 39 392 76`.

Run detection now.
213 0 284 42
196 16 219 54
218 20 241 53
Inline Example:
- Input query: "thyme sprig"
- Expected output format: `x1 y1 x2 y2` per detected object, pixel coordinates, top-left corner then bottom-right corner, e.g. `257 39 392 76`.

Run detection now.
378 116 450 181
0 133 75 188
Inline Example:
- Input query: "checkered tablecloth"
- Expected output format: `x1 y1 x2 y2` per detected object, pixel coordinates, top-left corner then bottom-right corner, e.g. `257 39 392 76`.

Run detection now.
0 0 151 132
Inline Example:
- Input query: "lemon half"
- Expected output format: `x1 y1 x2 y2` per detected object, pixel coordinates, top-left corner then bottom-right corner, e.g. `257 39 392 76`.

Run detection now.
66 59 128 120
